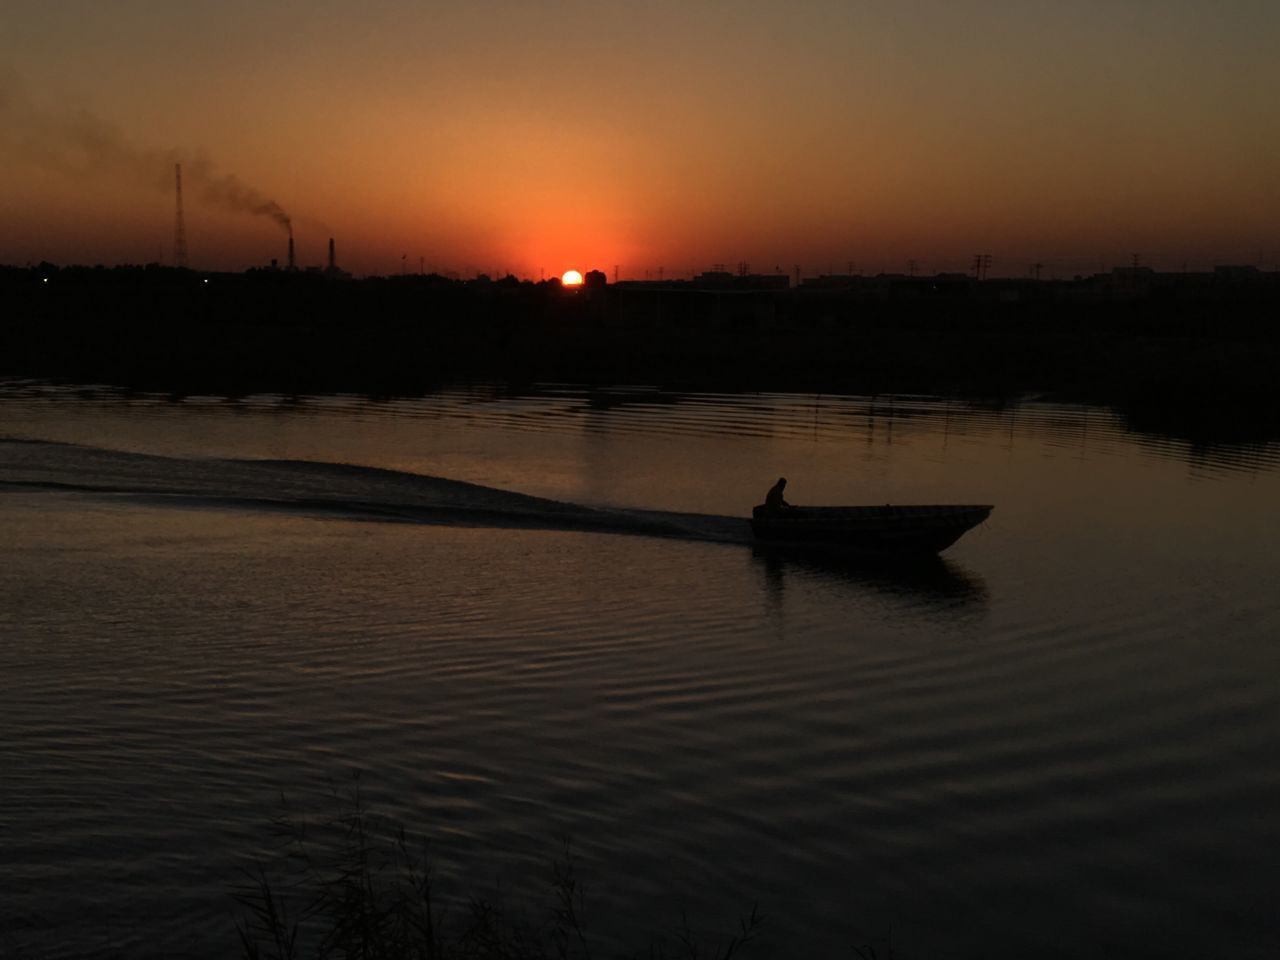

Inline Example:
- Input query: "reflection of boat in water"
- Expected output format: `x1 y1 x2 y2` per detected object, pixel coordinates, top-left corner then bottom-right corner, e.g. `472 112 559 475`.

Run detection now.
753 546 989 607
750 504 993 555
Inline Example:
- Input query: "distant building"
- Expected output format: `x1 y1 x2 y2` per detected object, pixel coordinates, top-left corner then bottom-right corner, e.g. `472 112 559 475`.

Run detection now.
690 270 789 291
1214 265 1261 281
1110 265 1156 295
801 274 860 290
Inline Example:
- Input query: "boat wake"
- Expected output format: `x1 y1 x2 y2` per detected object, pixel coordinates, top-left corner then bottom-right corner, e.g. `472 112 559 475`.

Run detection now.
0 438 754 545
2 437 989 602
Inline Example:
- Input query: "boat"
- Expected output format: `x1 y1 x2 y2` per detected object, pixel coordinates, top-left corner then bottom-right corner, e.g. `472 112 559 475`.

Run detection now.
750 503 992 555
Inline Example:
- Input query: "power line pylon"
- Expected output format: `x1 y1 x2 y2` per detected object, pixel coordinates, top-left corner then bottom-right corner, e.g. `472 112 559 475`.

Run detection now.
173 163 188 269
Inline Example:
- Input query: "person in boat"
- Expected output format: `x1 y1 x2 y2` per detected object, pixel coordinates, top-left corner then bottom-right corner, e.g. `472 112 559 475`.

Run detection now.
764 477 791 513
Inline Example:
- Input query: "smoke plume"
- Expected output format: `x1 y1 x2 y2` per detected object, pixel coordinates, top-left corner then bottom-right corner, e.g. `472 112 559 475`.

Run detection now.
0 68 291 234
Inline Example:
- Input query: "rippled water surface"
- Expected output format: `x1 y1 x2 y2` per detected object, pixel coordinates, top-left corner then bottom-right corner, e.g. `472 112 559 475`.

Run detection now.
2 383 1279 958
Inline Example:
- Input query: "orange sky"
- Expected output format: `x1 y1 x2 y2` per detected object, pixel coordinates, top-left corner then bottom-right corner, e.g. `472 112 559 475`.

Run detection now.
2 1 1278 277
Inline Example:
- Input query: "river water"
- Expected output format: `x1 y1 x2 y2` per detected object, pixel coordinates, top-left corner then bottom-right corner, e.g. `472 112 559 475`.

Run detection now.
2 383 1278 959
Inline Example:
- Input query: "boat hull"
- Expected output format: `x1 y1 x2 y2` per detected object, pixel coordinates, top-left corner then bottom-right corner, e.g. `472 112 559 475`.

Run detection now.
750 504 992 555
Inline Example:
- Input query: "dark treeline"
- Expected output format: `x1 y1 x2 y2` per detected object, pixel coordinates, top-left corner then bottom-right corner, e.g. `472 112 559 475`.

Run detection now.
4 262 1279 442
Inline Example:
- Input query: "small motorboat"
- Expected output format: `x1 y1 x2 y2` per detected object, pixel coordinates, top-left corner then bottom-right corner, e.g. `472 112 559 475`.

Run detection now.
750 503 992 555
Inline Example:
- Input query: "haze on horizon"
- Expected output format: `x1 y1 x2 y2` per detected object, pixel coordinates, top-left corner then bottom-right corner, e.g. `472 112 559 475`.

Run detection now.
2 0 1277 278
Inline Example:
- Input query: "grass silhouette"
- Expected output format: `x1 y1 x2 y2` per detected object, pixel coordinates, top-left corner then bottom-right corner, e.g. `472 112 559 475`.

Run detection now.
233 782 765 960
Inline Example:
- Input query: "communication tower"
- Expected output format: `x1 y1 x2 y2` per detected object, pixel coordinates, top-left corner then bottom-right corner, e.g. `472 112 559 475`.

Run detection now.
173 163 188 269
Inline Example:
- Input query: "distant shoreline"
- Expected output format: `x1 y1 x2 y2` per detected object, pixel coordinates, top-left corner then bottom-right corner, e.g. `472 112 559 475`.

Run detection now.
4 264 1279 444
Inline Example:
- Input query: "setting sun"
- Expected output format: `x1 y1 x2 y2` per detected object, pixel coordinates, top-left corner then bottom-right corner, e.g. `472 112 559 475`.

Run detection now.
561 270 583 286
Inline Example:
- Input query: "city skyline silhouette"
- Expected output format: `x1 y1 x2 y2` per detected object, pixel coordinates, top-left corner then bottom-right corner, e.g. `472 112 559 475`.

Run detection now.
3 2 1278 276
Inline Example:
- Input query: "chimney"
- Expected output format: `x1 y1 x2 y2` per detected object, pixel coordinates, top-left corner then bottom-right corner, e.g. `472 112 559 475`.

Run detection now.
328 237 335 271
287 237 296 271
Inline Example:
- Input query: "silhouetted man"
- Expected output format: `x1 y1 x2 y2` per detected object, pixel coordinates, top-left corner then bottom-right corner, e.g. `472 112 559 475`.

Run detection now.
764 477 790 513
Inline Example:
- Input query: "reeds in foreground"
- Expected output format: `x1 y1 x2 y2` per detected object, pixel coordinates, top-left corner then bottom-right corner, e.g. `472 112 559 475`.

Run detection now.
232 783 764 960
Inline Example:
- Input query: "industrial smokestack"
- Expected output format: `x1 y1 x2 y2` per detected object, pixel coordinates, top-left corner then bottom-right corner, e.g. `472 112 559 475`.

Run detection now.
1 77 293 237
328 237 335 271
287 236 296 271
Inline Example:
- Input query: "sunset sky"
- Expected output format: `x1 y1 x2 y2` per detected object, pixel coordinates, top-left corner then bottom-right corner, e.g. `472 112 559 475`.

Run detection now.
2 0 1278 277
